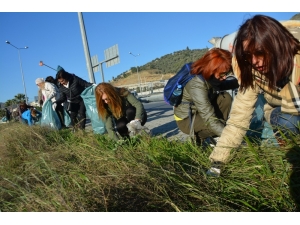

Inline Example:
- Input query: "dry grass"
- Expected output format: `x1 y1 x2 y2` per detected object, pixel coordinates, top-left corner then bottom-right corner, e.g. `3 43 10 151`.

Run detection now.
111 70 174 87
0 122 300 212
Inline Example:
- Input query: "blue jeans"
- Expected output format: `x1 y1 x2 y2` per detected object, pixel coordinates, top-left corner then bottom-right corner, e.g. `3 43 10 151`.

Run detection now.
270 107 300 136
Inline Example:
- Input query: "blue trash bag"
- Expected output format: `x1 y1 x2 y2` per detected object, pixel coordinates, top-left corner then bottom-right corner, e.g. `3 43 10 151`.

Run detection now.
1 116 7 122
41 99 62 130
81 85 106 134
63 109 72 127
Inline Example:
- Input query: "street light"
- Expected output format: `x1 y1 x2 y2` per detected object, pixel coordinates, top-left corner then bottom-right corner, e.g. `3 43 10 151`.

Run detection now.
6 41 29 104
129 52 142 95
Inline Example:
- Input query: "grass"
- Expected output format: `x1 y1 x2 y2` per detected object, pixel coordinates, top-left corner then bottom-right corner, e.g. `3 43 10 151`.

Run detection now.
0 122 299 212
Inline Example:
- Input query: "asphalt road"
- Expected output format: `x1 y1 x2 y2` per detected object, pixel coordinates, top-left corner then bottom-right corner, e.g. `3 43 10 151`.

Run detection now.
141 100 189 141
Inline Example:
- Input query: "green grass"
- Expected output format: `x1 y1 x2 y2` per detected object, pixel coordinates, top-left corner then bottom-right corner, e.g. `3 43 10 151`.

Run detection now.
0 122 299 212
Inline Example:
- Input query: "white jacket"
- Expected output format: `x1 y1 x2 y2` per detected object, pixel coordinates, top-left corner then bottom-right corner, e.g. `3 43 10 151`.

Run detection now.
42 82 60 106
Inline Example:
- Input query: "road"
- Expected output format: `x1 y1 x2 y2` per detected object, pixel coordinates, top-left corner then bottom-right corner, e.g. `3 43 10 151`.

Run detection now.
142 100 189 141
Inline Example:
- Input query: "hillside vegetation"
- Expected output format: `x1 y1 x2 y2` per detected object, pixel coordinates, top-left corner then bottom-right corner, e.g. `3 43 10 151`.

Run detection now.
111 48 208 87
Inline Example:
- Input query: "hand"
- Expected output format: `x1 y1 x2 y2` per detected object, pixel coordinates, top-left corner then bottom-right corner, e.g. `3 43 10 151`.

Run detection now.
127 119 142 136
52 102 57 111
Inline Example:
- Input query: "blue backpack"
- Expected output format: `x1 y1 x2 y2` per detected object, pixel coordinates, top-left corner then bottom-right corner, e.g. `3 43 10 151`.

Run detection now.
163 62 194 107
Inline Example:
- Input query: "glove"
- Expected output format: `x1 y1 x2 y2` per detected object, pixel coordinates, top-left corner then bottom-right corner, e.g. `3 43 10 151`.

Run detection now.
126 119 142 136
52 102 57 111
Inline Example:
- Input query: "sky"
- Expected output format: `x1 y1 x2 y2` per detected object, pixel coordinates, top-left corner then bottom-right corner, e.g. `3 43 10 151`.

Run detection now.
0 1 298 104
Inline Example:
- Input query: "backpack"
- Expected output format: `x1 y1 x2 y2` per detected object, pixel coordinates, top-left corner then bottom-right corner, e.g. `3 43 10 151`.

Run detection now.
164 62 194 107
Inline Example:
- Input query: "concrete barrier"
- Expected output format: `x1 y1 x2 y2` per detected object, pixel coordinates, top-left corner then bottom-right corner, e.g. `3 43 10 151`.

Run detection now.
140 93 164 102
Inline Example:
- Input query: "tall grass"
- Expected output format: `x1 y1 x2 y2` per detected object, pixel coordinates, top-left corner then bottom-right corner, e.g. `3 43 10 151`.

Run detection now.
0 122 299 212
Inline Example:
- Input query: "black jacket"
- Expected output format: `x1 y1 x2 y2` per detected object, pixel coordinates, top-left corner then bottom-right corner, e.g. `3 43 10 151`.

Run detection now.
55 74 93 104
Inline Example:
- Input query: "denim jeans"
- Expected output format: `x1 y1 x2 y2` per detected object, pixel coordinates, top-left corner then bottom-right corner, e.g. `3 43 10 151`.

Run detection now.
270 107 300 136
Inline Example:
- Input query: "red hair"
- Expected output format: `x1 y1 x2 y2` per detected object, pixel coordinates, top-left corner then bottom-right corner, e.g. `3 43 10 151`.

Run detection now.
95 83 128 120
191 48 232 80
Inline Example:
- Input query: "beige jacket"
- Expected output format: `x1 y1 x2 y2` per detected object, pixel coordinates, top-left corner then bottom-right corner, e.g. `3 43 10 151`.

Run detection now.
209 53 300 163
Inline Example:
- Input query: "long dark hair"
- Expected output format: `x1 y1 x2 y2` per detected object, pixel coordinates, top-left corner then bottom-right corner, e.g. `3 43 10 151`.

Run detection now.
45 76 59 87
56 70 73 81
191 48 232 80
234 14 300 91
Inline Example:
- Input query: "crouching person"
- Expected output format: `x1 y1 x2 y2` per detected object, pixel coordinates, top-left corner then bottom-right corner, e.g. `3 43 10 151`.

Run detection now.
21 108 42 126
174 48 239 146
95 83 147 141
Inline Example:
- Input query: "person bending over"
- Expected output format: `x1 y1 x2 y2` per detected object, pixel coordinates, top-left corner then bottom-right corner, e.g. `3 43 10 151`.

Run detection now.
174 48 239 146
95 82 147 141
208 15 300 176
35 77 65 128
55 66 93 130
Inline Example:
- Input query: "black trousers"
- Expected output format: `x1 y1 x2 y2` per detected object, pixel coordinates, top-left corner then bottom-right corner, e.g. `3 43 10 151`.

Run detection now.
114 105 147 137
68 100 87 130
55 103 65 127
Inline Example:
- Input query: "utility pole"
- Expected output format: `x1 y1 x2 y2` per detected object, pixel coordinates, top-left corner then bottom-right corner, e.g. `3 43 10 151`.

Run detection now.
78 12 95 83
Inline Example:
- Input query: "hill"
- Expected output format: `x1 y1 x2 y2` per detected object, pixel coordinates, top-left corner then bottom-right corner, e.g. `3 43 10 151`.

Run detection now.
111 48 209 88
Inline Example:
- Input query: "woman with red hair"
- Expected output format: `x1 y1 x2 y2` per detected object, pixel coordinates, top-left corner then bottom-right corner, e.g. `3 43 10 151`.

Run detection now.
174 48 239 146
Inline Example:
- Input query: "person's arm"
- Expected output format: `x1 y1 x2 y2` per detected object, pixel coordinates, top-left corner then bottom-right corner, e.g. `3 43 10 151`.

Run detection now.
105 116 119 141
209 85 259 163
125 92 145 121
54 87 67 105
74 74 93 88
187 77 225 136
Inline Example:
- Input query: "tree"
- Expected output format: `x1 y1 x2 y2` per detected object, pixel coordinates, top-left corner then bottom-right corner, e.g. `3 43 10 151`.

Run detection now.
14 93 26 104
5 99 14 107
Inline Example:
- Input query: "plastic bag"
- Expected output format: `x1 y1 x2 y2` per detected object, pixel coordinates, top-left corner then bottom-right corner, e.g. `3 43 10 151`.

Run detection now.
63 109 72 127
41 99 62 130
81 85 106 134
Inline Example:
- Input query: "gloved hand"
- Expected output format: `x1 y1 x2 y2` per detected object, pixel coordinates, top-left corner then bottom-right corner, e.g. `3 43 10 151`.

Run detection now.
126 119 142 136
52 102 57 111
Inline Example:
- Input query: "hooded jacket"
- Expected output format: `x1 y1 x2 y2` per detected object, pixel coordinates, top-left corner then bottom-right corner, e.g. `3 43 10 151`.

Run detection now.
55 74 93 105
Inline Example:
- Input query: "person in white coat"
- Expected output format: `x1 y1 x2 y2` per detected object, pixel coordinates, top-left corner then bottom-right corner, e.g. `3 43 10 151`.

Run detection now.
35 78 65 128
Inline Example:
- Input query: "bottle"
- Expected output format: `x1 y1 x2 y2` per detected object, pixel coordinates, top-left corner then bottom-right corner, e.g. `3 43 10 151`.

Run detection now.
169 85 182 106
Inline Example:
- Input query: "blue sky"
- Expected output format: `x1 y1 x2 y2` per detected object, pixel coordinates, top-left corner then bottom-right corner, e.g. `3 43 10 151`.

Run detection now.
0 1 298 103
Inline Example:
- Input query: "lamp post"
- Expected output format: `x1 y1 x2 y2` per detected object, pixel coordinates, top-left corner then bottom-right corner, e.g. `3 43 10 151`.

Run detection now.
6 41 29 104
129 52 142 94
